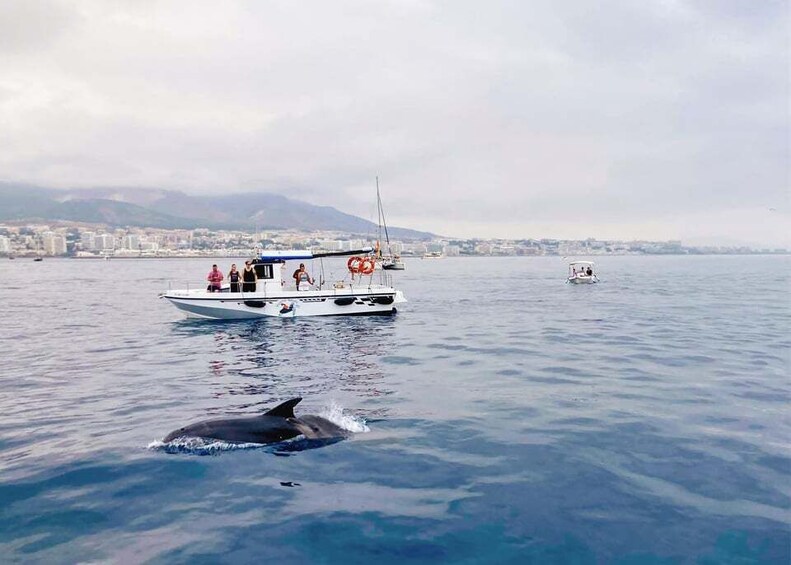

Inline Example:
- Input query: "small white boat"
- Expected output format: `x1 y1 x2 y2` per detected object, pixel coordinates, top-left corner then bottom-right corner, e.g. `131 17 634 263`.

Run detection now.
567 261 598 284
382 255 405 270
161 248 406 319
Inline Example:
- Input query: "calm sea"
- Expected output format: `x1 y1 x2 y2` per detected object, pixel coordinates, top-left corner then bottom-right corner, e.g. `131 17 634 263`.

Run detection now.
0 255 788 563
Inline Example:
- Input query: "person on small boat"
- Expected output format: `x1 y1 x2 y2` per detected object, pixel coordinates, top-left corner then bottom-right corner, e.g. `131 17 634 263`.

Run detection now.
293 263 314 291
586 266 593 276
228 264 241 293
242 261 257 292
207 264 224 292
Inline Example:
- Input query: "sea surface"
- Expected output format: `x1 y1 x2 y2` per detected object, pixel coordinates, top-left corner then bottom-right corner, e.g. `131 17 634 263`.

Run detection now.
0 255 788 563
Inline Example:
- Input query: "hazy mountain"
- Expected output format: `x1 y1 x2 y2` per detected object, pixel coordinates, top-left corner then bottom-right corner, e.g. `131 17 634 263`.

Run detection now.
0 183 58 218
0 183 433 240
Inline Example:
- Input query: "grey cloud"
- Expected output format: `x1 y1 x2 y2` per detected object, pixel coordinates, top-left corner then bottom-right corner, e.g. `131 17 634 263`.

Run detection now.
0 0 786 244
0 0 78 53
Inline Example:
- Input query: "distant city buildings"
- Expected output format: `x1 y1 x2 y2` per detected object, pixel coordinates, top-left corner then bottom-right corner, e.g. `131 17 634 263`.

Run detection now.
42 233 67 255
0 221 785 258
124 235 140 250
81 231 96 250
96 234 115 251
444 245 460 257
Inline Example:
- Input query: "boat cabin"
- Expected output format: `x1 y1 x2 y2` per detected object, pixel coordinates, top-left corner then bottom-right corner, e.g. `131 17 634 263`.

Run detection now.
250 250 314 293
568 261 595 277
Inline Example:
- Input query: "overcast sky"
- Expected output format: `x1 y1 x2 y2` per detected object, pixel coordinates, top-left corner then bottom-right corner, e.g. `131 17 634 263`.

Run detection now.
0 0 788 245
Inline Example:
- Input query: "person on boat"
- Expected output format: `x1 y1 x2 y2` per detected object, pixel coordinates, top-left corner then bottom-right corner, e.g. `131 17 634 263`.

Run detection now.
207 264 224 292
228 264 241 293
293 263 314 291
586 266 593 276
572 267 577 277
242 261 257 292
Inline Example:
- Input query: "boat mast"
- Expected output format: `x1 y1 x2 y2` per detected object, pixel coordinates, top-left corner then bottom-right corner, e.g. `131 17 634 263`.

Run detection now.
376 176 383 259
376 176 393 256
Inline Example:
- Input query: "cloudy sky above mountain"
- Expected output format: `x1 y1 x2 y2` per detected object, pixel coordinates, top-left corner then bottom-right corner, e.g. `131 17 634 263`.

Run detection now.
0 0 787 245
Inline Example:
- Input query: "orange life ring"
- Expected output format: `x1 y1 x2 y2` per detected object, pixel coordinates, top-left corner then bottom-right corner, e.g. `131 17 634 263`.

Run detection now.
359 258 375 275
347 256 363 272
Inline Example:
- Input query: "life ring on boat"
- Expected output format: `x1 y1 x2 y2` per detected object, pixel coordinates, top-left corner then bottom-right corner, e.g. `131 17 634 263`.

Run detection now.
347 256 363 273
359 258 375 275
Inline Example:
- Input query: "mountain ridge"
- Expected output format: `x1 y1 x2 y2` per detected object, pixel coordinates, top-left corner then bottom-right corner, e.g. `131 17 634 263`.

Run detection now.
0 183 433 240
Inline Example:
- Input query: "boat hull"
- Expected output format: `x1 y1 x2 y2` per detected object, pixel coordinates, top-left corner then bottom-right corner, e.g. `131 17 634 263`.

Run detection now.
163 289 406 319
567 276 598 284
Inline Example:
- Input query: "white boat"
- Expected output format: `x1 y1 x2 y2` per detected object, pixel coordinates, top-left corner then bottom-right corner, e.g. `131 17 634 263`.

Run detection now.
161 248 407 319
374 177 406 271
567 261 598 284
382 256 405 270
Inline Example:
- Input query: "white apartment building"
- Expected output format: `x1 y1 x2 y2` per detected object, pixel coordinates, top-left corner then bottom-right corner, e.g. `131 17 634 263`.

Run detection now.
124 235 140 250
80 232 96 251
43 233 67 255
444 245 460 257
0 235 10 254
317 240 343 251
346 239 365 251
96 234 115 250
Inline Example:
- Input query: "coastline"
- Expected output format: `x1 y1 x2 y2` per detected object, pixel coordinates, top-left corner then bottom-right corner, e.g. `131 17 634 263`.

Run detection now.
7 251 789 260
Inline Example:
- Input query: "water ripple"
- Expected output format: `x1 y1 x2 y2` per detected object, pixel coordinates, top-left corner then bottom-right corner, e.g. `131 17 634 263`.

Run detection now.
0 256 789 562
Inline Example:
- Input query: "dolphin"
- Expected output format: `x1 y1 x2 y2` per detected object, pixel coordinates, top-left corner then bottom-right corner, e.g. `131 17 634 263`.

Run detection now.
162 397 350 444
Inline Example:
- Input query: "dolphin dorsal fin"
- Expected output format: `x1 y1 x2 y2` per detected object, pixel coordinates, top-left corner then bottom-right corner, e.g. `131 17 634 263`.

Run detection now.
264 397 302 418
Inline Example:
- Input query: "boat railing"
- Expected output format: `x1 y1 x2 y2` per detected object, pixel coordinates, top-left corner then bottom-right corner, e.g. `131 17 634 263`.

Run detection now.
166 280 214 293
165 272 396 296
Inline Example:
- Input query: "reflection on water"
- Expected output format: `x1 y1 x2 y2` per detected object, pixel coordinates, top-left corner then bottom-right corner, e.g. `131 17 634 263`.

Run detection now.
170 316 397 408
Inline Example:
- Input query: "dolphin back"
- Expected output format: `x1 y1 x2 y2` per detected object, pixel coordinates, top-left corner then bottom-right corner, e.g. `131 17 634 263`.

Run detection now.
161 397 352 445
163 415 301 444
264 397 302 418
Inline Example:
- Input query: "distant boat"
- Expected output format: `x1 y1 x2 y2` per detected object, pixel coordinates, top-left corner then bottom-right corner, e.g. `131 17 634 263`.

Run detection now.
567 261 598 284
422 252 443 259
375 177 405 271
33 256 43 262
382 256 405 270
